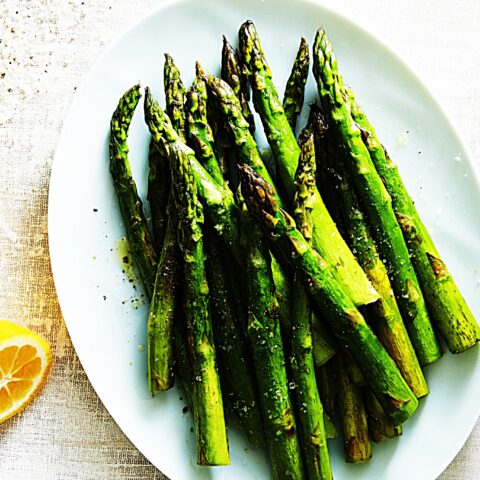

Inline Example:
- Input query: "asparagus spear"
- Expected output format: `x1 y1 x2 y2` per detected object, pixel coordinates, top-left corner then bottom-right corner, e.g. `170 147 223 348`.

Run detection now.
109 84 157 299
343 88 480 353
363 387 402 443
206 75 281 205
205 232 265 448
311 313 336 368
145 91 229 465
186 65 225 186
146 95 243 262
175 147 229 466
164 53 187 142
312 28 442 366
290 128 332 480
147 212 178 393
316 363 336 418
240 164 418 425
221 35 255 134
240 209 304 480
238 20 379 309
311 109 429 398
147 141 170 251
283 37 310 131
208 62 300 344
333 355 372 463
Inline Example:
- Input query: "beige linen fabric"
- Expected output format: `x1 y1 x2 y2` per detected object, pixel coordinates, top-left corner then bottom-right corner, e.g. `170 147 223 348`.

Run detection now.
0 1 479 479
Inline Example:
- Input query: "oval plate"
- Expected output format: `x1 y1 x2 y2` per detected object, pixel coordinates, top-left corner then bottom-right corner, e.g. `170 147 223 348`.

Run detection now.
48 0 480 478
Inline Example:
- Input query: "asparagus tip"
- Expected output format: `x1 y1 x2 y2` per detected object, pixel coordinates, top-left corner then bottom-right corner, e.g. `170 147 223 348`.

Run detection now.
239 164 277 221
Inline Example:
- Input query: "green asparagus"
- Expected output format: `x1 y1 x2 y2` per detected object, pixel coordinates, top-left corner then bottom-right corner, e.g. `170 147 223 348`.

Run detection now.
145 91 229 465
241 210 304 479
147 212 178 393
239 164 418 425
283 37 310 131
311 107 429 397
363 387 402 443
186 65 225 186
333 355 372 463
344 87 480 353
109 84 157 299
290 128 332 480
238 20 379 309
313 28 442 366
147 140 170 251
221 35 255 134
205 231 265 448
164 53 187 142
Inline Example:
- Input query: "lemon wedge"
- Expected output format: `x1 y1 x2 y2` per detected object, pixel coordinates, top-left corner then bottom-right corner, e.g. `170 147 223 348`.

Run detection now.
0 320 52 424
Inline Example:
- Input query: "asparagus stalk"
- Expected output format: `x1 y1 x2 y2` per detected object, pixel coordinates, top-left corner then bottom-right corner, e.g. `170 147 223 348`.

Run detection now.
147 213 178 392
109 84 157 299
333 355 372 463
240 209 304 479
239 165 418 425
208 61 300 344
174 146 229 466
341 349 366 388
205 232 265 448
206 75 281 206
316 363 336 418
343 88 480 353
186 65 225 186
147 141 170 251
146 94 243 262
145 91 229 465
313 28 442 366
312 108 429 398
221 36 255 134
238 20 379 309
363 387 402 443
290 128 332 480
311 313 336 368
283 37 310 131
164 53 187 142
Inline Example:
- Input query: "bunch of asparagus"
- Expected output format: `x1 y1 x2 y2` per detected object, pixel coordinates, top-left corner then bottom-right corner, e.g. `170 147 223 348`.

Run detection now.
109 20 479 479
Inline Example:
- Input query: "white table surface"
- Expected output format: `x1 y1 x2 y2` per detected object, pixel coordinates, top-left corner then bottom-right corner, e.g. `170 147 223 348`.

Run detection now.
0 1 479 478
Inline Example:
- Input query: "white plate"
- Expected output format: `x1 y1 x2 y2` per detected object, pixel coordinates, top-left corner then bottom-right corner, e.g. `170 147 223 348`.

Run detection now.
48 0 480 478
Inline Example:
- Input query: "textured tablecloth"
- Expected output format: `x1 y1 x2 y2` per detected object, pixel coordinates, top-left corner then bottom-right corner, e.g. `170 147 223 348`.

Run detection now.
0 1 479 479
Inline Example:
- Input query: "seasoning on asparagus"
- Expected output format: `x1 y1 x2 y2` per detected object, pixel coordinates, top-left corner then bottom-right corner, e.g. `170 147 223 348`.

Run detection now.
186 64 225 186
240 208 304 479
311 108 429 398
283 37 310 131
147 213 178 393
312 28 442 366
144 90 229 465
109 84 157 299
238 20 379 309
207 75 281 205
239 164 418 425
343 87 480 353
205 232 265 448
290 128 332 480
164 53 187 142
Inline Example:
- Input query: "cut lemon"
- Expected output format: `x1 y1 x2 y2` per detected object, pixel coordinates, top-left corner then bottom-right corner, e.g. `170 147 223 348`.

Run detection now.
0 320 52 424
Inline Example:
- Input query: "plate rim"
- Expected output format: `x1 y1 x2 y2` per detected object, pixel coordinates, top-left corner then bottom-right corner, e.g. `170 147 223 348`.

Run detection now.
47 1 480 478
